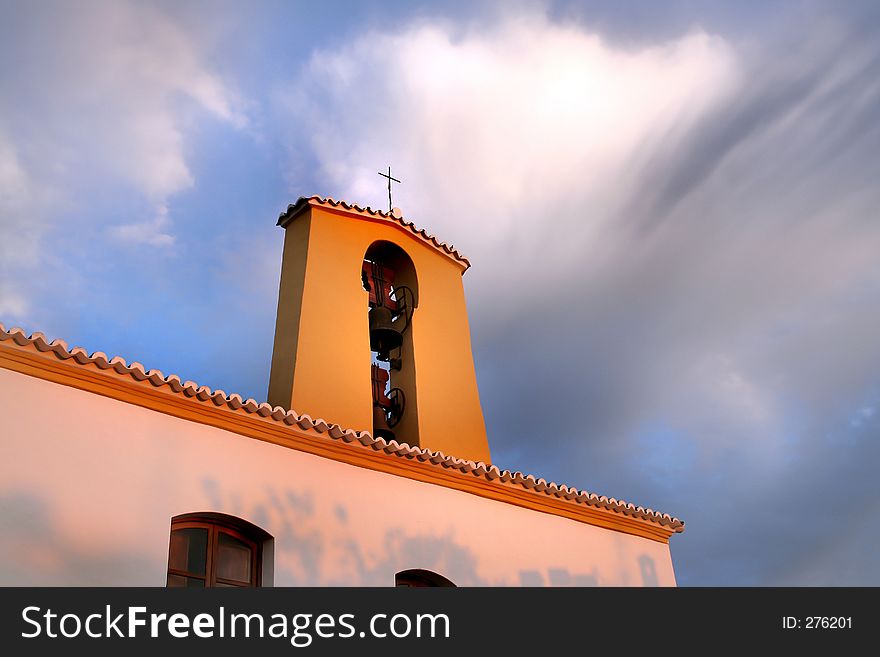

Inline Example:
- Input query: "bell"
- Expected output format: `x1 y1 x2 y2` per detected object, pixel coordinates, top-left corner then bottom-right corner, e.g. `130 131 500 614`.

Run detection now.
372 405 396 442
369 305 403 358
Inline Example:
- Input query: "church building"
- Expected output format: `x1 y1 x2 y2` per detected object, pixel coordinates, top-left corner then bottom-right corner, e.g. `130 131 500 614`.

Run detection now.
0 196 683 586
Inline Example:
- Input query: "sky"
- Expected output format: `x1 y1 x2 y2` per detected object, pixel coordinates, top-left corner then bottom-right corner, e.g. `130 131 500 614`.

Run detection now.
2 0 879 586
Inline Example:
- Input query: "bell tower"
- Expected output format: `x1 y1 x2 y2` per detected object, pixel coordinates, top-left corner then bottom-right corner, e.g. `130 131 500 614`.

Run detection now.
267 196 491 464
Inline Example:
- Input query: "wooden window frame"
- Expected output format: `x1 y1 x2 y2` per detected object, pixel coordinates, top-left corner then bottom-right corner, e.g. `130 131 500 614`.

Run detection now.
395 569 456 587
167 513 266 588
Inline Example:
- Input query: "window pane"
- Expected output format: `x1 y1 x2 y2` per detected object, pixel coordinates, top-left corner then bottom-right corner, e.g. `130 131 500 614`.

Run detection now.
216 532 252 583
168 527 208 575
167 573 205 587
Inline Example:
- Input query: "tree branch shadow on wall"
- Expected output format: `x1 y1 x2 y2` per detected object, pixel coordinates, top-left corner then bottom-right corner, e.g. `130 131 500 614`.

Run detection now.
0 490 158 585
203 477 486 586
518 568 599 586
201 478 650 587
0 484 666 587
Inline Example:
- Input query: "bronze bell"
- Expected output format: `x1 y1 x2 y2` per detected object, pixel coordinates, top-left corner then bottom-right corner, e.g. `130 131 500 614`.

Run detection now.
372 405 396 442
368 305 403 358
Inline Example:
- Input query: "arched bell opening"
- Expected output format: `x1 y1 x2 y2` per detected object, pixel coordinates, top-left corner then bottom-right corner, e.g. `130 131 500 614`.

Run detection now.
362 241 419 447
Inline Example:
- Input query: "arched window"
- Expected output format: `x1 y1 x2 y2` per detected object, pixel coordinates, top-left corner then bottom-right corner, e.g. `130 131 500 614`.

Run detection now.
166 513 270 587
395 569 456 587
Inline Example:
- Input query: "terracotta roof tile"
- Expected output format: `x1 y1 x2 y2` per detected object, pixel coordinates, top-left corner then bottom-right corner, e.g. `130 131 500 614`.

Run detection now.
278 196 471 271
0 323 684 534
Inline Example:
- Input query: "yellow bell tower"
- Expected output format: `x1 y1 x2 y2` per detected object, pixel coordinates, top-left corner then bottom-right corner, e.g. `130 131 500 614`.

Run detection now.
267 196 491 464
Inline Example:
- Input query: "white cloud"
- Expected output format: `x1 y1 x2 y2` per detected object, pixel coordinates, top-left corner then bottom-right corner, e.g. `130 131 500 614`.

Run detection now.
0 1 248 282
281 14 739 276
0 137 27 200
0 136 33 265
109 204 175 248
0 135 35 320
0 284 28 319
72 3 247 201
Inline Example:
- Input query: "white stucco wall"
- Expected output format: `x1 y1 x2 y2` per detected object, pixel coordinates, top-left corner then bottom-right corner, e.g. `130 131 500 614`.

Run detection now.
0 368 676 586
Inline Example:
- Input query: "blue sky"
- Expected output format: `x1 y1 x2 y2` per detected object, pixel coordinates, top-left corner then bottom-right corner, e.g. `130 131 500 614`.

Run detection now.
2 0 880 586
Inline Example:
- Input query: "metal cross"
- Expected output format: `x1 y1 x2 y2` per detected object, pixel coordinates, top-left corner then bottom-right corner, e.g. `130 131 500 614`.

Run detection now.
377 166 401 212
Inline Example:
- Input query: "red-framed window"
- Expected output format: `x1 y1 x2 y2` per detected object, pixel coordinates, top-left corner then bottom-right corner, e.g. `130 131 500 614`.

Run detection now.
166 513 267 588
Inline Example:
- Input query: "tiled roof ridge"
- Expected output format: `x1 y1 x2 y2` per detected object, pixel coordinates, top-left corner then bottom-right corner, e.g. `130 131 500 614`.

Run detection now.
278 196 472 271
0 322 684 533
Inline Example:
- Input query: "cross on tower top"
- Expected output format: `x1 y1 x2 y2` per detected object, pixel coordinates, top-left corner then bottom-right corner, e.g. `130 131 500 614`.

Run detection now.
377 166 401 213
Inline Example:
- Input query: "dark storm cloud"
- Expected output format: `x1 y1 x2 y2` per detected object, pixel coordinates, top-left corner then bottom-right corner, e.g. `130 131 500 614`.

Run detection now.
470 7 880 585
